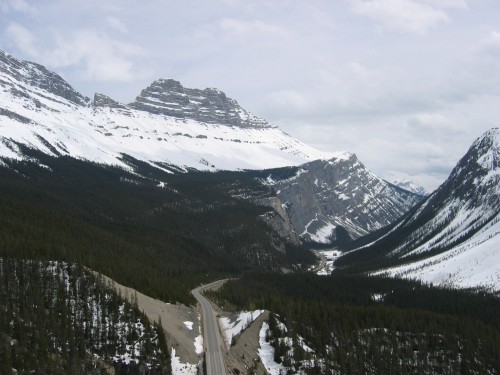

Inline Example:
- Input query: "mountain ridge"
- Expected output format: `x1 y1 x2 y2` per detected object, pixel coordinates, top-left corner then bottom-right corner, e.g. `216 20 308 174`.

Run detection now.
261 153 423 244
129 78 273 128
337 128 500 292
0 48 335 173
0 47 423 246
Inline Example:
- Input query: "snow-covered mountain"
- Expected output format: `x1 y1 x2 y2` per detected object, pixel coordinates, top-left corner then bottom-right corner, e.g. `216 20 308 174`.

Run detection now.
0 48 422 246
261 155 423 244
340 129 500 291
391 179 428 196
0 48 331 172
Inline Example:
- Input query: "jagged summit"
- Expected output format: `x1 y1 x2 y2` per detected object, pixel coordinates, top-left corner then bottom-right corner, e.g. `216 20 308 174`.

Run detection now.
432 127 499 209
0 48 331 172
339 128 500 291
0 48 272 129
471 127 499 173
130 78 272 128
0 49 88 106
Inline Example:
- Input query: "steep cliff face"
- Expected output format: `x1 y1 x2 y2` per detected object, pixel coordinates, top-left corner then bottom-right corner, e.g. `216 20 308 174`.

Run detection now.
259 196 301 246
262 154 423 245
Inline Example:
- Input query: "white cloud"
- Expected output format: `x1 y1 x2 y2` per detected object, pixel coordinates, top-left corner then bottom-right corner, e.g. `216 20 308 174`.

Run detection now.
106 16 128 33
44 30 147 81
480 31 500 54
218 18 289 39
5 22 39 57
346 0 463 34
1 0 35 13
420 0 467 9
4 22 147 82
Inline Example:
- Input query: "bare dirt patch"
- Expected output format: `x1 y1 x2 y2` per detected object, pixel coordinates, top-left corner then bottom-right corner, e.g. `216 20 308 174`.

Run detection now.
223 311 269 375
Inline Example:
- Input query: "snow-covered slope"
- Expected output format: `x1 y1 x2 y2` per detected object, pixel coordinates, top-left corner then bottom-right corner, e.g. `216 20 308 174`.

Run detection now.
343 129 500 291
0 49 331 172
383 220 499 291
262 154 423 244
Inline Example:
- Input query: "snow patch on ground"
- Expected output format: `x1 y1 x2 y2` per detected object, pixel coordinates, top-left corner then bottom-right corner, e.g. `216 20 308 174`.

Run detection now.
315 250 342 276
171 348 198 375
309 222 336 244
183 321 193 330
218 310 263 347
301 216 336 244
258 322 286 375
194 335 203 355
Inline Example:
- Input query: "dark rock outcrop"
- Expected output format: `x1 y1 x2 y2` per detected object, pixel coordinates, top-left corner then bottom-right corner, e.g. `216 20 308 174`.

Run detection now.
130 78 271 128
0 49 89 106
94 93 126 109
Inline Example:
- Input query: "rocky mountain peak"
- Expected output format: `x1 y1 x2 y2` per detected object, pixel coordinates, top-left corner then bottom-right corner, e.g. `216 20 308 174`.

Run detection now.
0 49 88 106
472 127 499 170
392 179 428 196
93 93 126 109
435 128 499 208
129 78 272 128
154 78 184 92
262 151 422 244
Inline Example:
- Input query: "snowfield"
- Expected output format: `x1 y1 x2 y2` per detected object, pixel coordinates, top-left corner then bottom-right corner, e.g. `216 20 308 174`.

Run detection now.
379 218 500 291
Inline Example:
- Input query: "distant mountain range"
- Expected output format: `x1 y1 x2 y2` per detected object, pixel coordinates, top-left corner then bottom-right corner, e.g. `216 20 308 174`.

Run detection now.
392 179 428 196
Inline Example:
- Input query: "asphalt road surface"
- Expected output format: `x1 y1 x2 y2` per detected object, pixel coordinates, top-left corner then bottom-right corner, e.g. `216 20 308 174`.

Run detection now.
192 280 228 375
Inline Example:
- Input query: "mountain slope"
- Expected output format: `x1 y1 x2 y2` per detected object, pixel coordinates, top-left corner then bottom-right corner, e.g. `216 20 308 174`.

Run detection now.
337 128 500 291
0 49 330 172
0 48 423 247
260 154 423 244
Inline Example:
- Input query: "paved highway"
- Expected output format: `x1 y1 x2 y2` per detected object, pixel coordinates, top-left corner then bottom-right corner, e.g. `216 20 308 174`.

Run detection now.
192 280 228 375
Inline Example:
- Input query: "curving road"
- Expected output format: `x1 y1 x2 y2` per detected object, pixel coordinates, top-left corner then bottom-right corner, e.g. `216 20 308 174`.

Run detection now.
192 280 228 375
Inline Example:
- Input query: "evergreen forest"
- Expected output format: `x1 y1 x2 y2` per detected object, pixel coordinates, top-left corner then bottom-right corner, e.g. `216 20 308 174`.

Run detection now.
1 150 499 374
210 272 500 374
0 258 169 374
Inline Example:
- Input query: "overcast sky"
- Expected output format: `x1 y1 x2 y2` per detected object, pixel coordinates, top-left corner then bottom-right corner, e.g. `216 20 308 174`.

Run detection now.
1 0 500 191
